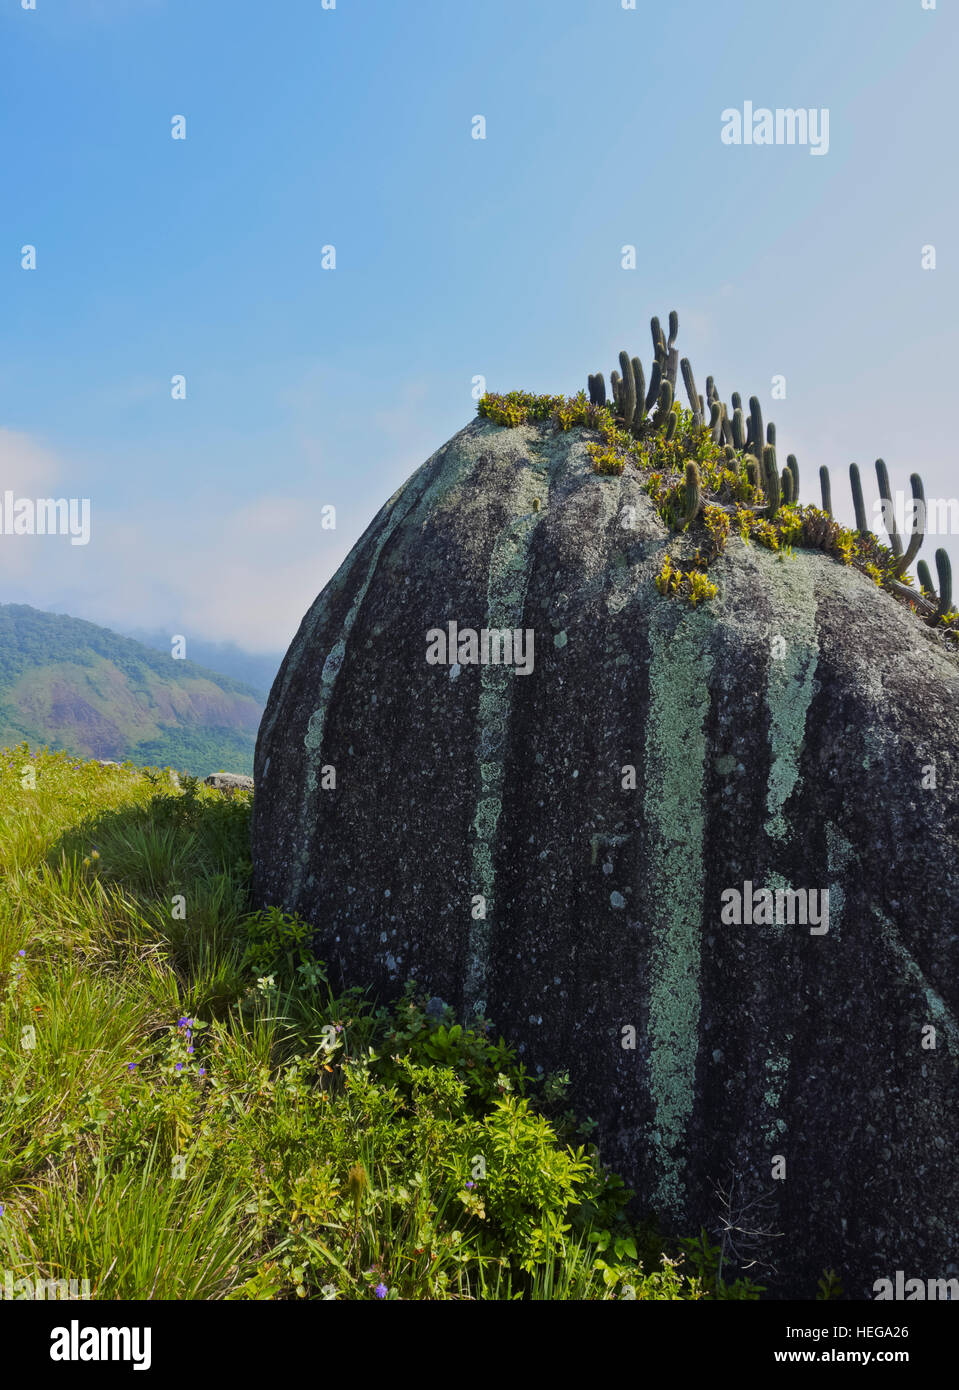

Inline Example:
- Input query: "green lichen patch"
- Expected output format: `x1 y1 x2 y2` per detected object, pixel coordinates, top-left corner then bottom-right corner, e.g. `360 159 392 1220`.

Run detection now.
643 603 714 1214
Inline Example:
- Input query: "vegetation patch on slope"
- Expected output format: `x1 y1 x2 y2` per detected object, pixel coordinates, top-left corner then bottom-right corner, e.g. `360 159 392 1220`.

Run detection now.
0 604 263 775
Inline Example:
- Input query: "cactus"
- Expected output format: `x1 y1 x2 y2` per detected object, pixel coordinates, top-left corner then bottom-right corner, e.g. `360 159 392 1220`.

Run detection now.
786 454 799 503
667 310 679 351
819 466 833 517
619 351 636 430
645 356 662 412
745 456 760 489
610 370 622 412
682 462 701 527
917 559 935 596
666 347 679 391
587 373 607 407
764 445 781 518
748 398 764 466
631 356 646 430
708 399 724 444
723 444 738 466
665 410 678 443
875 459 903 557
731 392 742 412
681 358 702 428
720 406 734 447
706 375 715 402
731 408 746 451
932 549 953 625
767 422 776 447
890 473 926 580
651 317 666 358
653 378 674 429
849 463 868 534
781 467 794 506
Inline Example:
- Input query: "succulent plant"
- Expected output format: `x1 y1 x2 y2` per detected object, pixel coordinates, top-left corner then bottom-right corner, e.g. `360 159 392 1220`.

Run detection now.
849 464 868 534
683 461 701 527
748 397 764 464
764 444 781 518
645 356 662 413
917 560 934 596
875 459 903 558
786 454 799 503
631 356 646 430
708 399 724 444
932 549 953 625
666 347 679 392
781 467 794 506
681 358 703 428
653 378 674 429
619 351 636 430
651 316 666 358
819 466 833 517
890 474 926 580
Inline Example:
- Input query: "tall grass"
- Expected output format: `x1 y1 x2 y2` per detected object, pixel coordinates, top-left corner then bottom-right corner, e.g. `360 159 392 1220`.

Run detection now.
0 744 761 1301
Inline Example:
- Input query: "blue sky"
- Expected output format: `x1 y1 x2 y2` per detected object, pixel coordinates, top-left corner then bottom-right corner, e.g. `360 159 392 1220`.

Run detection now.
1 0 956 652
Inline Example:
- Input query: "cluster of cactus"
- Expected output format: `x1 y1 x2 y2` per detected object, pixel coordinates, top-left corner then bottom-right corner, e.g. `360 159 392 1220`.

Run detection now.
588 314 791 520
587 310 955 631
817 458 953 626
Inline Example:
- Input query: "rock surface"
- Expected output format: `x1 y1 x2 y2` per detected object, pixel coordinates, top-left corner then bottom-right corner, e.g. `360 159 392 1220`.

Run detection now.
252 416 959 1297
204 772 254 793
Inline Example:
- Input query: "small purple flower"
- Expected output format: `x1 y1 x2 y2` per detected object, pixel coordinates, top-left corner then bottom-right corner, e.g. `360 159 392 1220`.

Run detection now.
17 950 25 958
128 1063 136 1072
175 1062 183 1071
465 1181 475 1189
187 1047 194 1054
373 1282 388 1299
198 1068 206 1077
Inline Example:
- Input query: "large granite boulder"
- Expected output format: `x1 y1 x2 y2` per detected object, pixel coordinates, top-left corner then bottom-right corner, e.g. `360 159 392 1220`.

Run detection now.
251 415 959 1298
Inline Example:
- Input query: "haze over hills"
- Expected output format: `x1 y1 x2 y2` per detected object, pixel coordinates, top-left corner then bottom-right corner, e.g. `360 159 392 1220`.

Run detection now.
119 629 282 701
0 603 263 776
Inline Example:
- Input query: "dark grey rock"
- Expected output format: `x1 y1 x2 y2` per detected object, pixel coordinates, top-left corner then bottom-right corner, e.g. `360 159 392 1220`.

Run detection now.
251 416 959 1298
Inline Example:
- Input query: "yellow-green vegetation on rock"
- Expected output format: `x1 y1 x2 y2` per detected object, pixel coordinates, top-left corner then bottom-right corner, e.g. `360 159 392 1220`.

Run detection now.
476 310 958 638
654 555 718 607
0 744 763 1301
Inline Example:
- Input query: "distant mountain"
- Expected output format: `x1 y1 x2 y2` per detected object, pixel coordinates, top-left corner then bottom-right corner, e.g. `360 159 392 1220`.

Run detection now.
121 628 282 700
0 603 263 776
